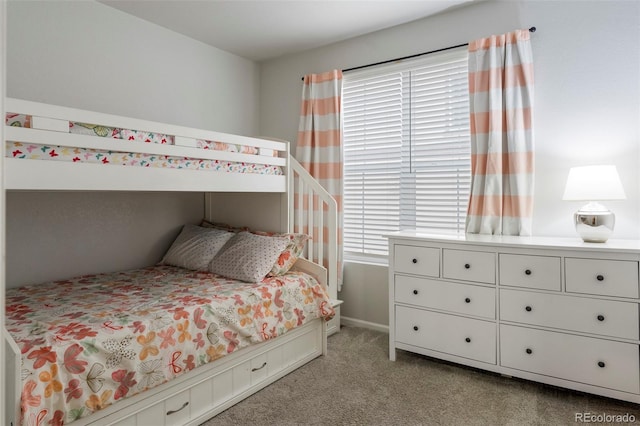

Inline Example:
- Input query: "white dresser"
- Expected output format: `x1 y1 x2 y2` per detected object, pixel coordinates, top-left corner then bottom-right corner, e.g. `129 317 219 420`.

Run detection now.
386 232 640 403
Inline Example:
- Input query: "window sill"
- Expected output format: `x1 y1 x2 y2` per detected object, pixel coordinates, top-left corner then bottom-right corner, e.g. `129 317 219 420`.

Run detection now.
344 253 389 267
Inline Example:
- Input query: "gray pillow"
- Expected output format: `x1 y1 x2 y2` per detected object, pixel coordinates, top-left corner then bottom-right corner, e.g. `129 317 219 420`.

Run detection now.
209 231 289 282
162 224 234 271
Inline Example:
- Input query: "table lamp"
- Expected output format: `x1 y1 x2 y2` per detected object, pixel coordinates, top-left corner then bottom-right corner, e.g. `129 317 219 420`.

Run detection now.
562 165 626 242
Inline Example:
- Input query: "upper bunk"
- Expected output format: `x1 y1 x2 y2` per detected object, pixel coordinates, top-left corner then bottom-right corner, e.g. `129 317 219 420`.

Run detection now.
3 97 339 301
4 98 289 192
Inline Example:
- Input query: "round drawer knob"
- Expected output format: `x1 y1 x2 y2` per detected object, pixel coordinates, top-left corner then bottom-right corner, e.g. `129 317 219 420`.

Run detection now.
597 315 605 322
526 348 533 355
525 306 532 312
412 258 418 264
413 326 419 331
596 274 604 282
465 337 471 343
465 297 471 303
598 361 606 368
413 289 419 295
464 263 471 269
525 269 532 275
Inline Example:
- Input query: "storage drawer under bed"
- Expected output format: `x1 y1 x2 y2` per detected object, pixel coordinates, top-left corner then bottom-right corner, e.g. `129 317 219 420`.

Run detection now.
91 320 323 425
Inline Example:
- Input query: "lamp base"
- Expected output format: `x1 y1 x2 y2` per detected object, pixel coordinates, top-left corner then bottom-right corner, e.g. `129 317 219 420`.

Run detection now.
574 205 615 243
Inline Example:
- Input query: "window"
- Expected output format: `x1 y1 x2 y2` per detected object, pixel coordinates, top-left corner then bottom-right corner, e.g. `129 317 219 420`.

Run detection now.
342 47 471 258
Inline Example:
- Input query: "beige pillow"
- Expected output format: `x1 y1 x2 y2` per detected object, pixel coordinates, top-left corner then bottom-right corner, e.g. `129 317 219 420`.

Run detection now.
208 231 289 282
202 219 310 276
162 224 234 271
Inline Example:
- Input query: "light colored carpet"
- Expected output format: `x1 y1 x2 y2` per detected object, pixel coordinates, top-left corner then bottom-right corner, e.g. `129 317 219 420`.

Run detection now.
201 326 640 425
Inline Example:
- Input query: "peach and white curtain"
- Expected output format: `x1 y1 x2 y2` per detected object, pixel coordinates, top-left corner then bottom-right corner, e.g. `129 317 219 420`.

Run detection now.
465 29 534 235
296 69 343 289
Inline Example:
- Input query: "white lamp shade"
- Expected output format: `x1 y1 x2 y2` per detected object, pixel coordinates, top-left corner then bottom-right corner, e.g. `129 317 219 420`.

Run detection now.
562 165 626 201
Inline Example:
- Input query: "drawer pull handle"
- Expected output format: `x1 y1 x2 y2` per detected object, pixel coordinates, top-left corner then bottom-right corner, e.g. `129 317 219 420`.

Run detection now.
413 326 419 331
413 289 419 295
465 337 471 343
412 258 418 264
464 297 471 303
597 315 605 322
525 269 532 275
598 361 606 368
526 348 533 355
251 362 267 372
166 401 189 416
464 263 471 269
525 306 532 312
596 274 604 282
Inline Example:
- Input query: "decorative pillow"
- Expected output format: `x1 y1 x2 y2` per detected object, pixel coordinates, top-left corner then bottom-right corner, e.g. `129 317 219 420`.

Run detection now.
161 224 235 271
208 231 289 282
200 219 311 275
252 230 311 276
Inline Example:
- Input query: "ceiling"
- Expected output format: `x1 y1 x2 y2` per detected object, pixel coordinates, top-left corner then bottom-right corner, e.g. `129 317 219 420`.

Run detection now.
99 0 473 62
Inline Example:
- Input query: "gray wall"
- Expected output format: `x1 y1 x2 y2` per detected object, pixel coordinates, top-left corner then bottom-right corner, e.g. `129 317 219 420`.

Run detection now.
5 192 203 288
258 0 640 329
5 1 263 285
7 1 260 135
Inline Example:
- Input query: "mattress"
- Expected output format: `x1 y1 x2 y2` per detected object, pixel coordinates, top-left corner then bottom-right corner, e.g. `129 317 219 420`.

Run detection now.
5 265 334 425
5 113 283 176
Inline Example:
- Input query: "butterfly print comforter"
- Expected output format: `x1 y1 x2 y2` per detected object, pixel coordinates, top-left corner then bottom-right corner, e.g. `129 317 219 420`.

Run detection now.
5 265 334 425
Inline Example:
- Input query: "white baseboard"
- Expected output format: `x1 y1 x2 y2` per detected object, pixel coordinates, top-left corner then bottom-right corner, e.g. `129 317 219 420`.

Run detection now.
341 316 389 333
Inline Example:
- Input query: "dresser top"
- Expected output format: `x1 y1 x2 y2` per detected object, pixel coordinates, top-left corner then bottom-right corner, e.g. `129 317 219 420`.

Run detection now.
384 231 640 253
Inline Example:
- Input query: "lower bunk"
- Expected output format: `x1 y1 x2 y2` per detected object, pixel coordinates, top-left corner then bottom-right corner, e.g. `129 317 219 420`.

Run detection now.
6 319 325 426
5 257 333 426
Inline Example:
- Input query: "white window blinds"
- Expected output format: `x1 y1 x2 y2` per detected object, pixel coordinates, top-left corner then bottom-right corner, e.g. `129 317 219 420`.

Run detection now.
343 47 470 257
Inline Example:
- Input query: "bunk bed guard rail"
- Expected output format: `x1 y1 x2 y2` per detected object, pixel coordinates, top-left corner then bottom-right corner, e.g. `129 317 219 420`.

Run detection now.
4 98 289 192
288 157 338 302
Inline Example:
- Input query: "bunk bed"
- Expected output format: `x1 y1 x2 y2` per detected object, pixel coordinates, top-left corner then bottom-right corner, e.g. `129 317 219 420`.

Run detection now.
3 98 340 426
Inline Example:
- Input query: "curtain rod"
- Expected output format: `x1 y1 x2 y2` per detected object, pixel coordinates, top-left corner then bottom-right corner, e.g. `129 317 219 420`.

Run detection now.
301 27 536 80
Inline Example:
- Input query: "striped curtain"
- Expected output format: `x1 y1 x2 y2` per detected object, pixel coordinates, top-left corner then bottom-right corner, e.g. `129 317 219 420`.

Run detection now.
295 69 343 290
465 29 534 236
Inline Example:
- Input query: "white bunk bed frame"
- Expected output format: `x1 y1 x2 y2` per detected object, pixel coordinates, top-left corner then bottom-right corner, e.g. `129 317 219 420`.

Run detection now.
3 98 339 426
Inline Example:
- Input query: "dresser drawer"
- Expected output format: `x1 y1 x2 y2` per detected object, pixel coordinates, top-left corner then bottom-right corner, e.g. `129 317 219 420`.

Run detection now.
396 305 496 364
443 249 495 284
565 258 639 298
500 289 639 340
395 275 495 319
394 244 440 277
500 325 640 394
499 254 561 291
